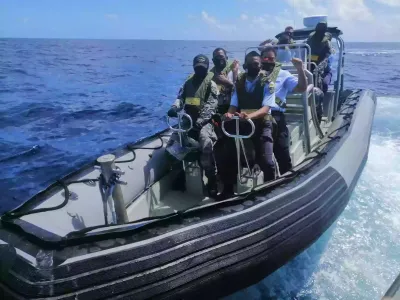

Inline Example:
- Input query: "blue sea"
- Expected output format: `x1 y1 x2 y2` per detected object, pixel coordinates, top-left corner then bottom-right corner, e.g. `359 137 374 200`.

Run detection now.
1 39 399 299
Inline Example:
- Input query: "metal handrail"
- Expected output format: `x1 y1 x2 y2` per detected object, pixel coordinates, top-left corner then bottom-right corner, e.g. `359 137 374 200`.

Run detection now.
167 112 193 149
167 112 193 133
309 86 324 139
221 116 255 139
334 36 345 115
222 116 256 184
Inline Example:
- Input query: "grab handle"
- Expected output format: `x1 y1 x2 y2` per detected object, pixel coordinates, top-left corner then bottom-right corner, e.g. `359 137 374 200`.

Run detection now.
167 113 193 133
221 116 255 139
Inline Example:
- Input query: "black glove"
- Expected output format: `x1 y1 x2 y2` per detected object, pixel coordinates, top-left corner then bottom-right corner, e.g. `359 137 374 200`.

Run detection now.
211 114 222 125
167 106 179 118
194 121 202 131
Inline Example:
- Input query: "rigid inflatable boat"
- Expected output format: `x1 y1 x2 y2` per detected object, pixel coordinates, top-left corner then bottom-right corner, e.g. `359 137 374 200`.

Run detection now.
383 273 400 300
0 20 376 299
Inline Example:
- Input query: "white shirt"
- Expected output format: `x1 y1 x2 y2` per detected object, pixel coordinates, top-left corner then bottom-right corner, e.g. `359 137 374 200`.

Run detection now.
273 70 298 112
227 70 238 82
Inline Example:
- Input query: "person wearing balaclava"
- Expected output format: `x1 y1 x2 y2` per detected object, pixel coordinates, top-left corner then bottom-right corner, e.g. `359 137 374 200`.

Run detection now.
167 54 220 198
306 21 333 93
216 51 276 200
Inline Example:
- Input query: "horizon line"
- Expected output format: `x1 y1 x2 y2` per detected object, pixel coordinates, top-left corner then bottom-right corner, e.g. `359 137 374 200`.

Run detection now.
0 37 399 43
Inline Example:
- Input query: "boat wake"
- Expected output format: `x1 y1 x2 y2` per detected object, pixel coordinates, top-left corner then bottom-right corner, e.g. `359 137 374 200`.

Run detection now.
226 96 400 300
347 50 400 56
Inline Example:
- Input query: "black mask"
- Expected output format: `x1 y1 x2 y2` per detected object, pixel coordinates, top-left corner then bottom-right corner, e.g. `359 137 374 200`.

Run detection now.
247 66 260 77
262 62 275 72
213 57 227 70
315 24 327 37
194 66 208 79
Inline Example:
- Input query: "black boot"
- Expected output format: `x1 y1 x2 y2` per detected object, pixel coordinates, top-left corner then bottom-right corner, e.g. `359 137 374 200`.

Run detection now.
207 176 218 199
171 169 186 192
217 184 234 201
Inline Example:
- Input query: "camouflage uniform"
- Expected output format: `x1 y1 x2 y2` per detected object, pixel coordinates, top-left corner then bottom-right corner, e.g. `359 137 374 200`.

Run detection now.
197 82 219 178
170 80 219 179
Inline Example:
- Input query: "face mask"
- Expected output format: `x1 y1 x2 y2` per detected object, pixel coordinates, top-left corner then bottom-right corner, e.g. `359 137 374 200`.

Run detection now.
213 57 227 70
247 66 260 77
194 67 208 79
262 62 275 72
315 24 327 36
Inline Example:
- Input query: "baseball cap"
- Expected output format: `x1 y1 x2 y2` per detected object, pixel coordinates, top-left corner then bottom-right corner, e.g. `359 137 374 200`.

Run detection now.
193 54 209 68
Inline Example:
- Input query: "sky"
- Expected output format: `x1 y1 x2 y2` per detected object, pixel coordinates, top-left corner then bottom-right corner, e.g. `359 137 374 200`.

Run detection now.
1 0 400 42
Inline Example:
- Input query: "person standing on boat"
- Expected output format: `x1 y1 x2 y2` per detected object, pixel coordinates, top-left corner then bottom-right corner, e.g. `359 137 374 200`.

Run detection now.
217 51 276 200
207 48 240 196
306 21 332 93
210 48 240 115
260 47 307 175
259 26 295 49
167 54 220 197
276 34 295 62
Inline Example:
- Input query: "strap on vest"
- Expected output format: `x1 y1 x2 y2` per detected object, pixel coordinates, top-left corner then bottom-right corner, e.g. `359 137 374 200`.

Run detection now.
311 55 319 62
210 61 233 76
185 97 201 106
183 72 213 107
265 63 281 85
262 64 286 109
275 97 286 109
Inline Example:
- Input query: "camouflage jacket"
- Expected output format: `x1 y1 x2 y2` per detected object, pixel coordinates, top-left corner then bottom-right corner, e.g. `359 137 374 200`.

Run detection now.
173 79 219 127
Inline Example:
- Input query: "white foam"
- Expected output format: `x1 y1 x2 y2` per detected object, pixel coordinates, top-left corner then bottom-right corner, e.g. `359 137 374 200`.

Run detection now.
226 96 400 300
347 50 400 56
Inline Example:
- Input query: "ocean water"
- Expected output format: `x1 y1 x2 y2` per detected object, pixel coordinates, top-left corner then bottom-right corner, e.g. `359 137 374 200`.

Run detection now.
0 39 399 299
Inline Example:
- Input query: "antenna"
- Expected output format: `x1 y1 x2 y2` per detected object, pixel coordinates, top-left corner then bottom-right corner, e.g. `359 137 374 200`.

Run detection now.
293 0 296 28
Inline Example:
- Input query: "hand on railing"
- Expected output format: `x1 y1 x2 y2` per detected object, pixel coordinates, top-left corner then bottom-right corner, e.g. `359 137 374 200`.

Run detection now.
221 116 255 139
166 112 193 133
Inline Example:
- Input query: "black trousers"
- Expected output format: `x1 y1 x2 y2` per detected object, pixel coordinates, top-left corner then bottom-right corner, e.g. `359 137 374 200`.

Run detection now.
271 111 292 175
215 119 275 185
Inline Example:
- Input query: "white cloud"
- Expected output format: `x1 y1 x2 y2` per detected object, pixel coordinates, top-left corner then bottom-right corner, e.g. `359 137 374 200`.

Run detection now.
284 0 397 41
201 11 236 31
105 14 119 20
250 15 278 31
284 0 373 21
193 0 400 42
374 0 400 6
335 0 373 21
286 0 327 17
240 14 249 21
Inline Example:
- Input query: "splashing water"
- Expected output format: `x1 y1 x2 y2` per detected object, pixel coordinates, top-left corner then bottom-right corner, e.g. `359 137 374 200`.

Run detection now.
226 97 400 299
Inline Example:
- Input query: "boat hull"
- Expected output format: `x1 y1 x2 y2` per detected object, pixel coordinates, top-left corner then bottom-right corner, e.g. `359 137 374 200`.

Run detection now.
0 90 376 299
